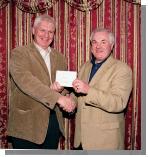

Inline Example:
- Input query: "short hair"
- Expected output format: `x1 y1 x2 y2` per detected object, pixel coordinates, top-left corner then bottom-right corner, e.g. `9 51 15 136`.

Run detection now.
90 28 115 45
33 14 56 29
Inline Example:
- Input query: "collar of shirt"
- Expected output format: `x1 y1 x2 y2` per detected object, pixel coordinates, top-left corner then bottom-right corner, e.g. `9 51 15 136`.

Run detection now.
91 55 105 67
90 53 111 66
34 42 52 81
34 42 51 60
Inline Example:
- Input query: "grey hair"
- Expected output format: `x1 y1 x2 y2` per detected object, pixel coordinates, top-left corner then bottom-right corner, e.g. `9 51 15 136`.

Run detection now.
33 14 55 29
90 28 115 45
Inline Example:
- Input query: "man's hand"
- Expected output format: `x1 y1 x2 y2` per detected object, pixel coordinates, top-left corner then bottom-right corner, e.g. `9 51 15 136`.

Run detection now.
50 81 64 93
72 79 90 94
57 96 76 113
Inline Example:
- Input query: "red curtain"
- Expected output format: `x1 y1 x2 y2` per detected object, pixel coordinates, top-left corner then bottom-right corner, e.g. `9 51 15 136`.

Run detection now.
0 0 141 150
0 2 9 148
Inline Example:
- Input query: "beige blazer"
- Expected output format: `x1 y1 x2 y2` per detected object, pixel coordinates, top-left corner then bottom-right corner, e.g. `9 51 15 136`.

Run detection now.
74 55 132 150
7 43 67 144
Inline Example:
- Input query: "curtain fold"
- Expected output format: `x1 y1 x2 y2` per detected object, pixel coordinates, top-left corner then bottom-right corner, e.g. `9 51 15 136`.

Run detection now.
0 0 141 150
13 0 58 13
8 0 141 13
64 0 103 11
0 3 10 148
124 0 141 4
0 0 9 9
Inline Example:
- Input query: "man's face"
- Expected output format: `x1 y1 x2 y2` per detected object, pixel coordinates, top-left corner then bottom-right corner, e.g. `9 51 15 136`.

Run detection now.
91 31 113 62
32 20 55 49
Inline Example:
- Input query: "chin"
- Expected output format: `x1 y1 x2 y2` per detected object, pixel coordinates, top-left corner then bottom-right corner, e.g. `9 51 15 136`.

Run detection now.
41 44 49 48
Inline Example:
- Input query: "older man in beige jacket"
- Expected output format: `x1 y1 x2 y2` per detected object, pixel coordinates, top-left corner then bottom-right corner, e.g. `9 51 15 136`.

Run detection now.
72 28 132 150
8 14 76 149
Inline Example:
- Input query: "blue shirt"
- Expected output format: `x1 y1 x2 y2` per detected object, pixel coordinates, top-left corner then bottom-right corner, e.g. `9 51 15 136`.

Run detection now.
89 55 106 82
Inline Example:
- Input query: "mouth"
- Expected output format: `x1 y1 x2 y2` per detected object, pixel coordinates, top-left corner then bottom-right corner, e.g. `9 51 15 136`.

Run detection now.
96 50 104 53
40 37 50 42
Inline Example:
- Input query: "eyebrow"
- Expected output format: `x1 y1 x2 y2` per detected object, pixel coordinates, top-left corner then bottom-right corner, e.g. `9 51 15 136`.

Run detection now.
92 39 107 42
101 39 107 42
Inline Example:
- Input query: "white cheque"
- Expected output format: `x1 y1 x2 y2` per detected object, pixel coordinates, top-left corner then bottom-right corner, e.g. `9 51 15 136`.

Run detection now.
56 71 77 87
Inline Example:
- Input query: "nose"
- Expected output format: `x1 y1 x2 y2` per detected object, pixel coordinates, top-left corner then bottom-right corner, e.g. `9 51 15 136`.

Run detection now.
96 42 101 48
44 31 49 38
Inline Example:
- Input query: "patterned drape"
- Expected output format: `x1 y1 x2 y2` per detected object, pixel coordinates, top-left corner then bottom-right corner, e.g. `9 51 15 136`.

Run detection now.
0 2 10 148
0 0 141 150
64 0 103 11
13 0 58 13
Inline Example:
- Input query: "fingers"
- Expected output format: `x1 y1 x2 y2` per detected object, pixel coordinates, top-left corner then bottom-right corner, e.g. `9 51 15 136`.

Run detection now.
55 82 64 92
72 80 89 94
50 81 64 92
72 79 82 93
62 102 75 113
62 99 76 113
57 96 76 113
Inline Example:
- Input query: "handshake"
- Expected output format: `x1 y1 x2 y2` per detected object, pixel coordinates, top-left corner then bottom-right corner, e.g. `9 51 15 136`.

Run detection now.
50 81 76 113
50 78 90 113
57 95 76 113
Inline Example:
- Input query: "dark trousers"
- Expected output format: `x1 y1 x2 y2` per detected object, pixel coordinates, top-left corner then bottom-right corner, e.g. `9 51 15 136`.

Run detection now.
11 110 61 149
73 144 83 150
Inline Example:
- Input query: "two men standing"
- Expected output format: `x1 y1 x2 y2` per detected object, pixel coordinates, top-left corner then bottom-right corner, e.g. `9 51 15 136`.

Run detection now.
7 15 132 150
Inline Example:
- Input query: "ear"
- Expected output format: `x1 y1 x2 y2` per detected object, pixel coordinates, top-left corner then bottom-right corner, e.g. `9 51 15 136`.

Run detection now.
111 43 114 50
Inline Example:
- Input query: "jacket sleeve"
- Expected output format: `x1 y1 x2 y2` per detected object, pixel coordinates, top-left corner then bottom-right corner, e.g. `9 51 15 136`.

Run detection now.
10 47 65 109
84 64 132 113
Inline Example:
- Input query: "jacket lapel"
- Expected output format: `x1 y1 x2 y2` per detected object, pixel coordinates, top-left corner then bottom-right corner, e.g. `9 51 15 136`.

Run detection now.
50 49 56 83
30 43 50 77
78 62 92 84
